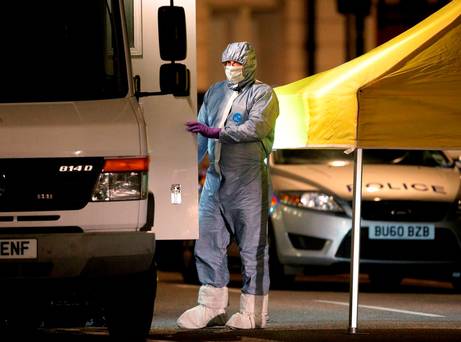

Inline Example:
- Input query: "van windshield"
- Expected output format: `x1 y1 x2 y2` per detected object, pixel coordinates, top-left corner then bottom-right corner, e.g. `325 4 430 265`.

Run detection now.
0 0 128 102
273 149 453 168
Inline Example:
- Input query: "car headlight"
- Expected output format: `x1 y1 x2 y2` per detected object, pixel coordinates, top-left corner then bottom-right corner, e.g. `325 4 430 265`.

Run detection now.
277 191 344 213
91 157 148 201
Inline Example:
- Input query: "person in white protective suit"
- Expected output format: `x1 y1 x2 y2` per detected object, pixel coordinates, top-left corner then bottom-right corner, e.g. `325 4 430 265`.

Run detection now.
177 42 279 329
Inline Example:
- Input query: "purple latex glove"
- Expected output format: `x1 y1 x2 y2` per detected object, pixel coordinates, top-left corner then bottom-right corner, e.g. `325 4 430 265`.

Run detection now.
186 121 221 139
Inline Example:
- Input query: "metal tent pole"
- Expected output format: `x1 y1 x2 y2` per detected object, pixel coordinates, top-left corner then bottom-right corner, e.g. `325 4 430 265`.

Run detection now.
348 147 363 334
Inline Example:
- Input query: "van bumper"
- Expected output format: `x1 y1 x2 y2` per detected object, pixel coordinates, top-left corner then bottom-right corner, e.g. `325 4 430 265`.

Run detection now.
0 231 156 279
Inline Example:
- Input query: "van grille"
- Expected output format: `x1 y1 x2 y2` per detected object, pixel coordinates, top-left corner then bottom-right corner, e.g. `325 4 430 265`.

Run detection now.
0 158 104 212
0 226 83 234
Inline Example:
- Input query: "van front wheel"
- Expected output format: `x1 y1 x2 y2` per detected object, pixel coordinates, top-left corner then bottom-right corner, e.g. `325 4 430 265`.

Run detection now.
104 261 157 340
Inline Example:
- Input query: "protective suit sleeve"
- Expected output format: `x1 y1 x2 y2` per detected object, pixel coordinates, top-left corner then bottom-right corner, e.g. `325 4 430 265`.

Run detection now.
197 94 209 164
219 86 279 144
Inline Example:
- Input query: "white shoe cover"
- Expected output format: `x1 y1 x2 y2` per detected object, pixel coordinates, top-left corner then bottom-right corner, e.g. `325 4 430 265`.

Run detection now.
226 293 268 329
177 285 228 329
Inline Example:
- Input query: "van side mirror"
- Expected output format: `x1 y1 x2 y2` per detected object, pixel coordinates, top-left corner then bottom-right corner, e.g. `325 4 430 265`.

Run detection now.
136 4 190 98
158 5 189 96
160 63 189 96
158 6 187 61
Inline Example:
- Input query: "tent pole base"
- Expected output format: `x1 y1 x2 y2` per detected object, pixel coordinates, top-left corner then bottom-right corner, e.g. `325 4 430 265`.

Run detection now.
348 327 358 334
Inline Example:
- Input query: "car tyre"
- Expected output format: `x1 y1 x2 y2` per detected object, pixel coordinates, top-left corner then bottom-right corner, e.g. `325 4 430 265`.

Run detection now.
181 240 200 285
451 278 461 292
269 222 295 289
104 260 157 341
368 271 403 291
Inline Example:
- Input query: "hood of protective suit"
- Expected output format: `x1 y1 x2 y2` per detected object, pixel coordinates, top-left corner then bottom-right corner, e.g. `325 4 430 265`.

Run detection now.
221 42 257 89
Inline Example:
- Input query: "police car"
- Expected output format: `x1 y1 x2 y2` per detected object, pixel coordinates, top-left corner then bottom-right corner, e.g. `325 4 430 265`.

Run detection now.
269 149 461 289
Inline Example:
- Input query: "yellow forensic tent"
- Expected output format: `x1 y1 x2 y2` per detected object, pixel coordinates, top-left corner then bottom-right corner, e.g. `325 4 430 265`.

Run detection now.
272 0 461 333
274 0 461 150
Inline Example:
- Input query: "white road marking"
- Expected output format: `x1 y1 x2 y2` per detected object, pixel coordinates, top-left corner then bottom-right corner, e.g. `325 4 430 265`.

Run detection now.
174 284 198 289
315 300 446 318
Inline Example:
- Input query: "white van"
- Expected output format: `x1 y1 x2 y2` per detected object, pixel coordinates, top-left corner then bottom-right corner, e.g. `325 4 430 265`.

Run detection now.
0 1 197 339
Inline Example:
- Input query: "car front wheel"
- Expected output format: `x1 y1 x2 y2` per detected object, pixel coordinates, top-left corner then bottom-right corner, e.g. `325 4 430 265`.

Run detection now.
269 221 295 289
368 271 403 291
181 240 200 285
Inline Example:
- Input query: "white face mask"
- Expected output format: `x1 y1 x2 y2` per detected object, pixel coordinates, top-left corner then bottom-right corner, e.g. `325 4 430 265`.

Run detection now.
225 65 244 84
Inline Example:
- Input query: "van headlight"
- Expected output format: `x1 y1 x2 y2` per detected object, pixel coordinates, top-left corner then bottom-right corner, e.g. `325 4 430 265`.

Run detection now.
91 157 148 201
277 191 344 213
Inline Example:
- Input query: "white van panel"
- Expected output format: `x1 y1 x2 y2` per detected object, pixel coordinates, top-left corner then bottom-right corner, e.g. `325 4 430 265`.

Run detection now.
133 0 198 240
0 98 143 158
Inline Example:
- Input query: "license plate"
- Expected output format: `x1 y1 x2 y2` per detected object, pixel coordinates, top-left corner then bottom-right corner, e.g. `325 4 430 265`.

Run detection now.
0 239 37 259
369 223 435 240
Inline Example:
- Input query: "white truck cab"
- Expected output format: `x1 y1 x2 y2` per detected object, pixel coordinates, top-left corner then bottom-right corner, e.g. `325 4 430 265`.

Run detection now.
0 1 197 339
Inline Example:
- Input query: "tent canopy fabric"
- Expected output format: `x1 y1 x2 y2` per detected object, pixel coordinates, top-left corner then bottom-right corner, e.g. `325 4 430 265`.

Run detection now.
273 0 461 150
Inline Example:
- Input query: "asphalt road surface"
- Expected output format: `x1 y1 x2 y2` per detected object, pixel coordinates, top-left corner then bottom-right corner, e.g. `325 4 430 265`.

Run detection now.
3 271 461 341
